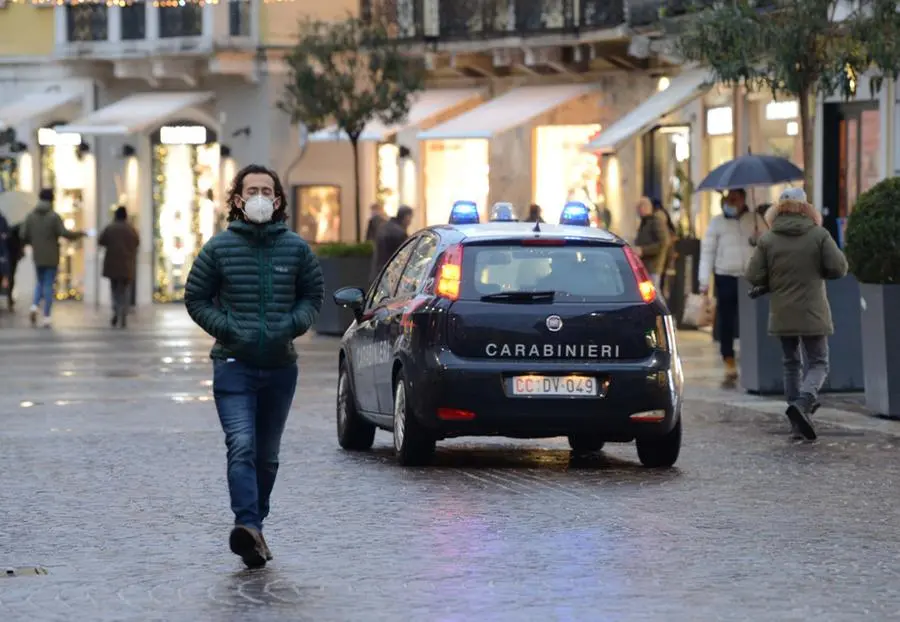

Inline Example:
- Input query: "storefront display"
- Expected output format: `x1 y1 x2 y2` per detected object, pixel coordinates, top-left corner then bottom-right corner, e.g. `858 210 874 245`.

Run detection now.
424 139 489 226
534 125 602 224
38 125 87 301
293 185 341 243
643 125 692 235
377 143 400 217
151 124 220 303
0 158 17 191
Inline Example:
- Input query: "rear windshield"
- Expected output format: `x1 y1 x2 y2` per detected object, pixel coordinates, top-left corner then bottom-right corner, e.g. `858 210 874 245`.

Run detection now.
460 244 639 302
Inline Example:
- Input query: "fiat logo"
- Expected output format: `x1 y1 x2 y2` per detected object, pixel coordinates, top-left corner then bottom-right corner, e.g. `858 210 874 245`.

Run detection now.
545 315 563 332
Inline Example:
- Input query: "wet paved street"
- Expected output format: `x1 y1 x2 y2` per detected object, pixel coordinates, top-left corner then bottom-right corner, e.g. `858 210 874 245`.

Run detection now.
2 305 900 621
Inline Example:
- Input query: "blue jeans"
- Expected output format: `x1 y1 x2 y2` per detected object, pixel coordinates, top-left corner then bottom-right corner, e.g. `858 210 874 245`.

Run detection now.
213 358 298 531
32 266 57 317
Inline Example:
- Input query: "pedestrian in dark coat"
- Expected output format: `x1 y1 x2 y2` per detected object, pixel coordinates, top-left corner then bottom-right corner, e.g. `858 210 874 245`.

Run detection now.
370 205 413 283
98 206 140 327
184 164 324 569
0 211 10 300
633 196 672 286
5 223 24 310
365 203 387 242
745 187 848 441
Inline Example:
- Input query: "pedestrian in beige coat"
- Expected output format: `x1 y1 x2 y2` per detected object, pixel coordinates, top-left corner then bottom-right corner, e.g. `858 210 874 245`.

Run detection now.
745 187 848 441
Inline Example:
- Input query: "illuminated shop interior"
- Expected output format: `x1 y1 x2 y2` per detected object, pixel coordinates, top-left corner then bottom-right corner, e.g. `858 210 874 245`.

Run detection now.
377 143 400 217
293 184 341 243
534 124 603 224
704 105 734 221
646 125 692 234
424 139 489 225
39 125 88 301
0 156 18 191
152 124 220 303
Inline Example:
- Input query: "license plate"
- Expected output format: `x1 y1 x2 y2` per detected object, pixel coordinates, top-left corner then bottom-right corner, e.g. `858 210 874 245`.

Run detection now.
511 375 598 397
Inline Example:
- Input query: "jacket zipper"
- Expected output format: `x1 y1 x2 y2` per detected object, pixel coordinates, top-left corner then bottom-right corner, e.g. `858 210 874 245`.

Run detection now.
257 244 265 357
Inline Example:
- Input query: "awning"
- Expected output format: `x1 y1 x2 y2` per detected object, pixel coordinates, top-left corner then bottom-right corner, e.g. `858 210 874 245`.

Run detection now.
417 84 598 140
55 92 215 136
308 88 482 142
583 68 713 153
0 90 81 130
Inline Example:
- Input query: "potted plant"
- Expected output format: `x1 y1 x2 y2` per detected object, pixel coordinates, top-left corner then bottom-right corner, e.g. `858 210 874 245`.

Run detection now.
313 241 373 336
844 177 900 416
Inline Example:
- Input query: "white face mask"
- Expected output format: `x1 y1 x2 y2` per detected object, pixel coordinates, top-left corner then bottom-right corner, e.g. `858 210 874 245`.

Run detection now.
241 195 275 224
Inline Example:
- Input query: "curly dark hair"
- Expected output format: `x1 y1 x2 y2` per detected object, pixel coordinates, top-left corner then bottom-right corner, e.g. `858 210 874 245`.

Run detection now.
226 164 289 223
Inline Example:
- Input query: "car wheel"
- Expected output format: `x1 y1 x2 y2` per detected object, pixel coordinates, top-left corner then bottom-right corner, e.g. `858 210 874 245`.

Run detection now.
336 360 376 451
567 434 605 452
635 418 682 468
392 370 435 466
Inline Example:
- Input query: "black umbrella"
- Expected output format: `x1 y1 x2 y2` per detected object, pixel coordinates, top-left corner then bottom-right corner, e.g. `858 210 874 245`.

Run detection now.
697 154 804 191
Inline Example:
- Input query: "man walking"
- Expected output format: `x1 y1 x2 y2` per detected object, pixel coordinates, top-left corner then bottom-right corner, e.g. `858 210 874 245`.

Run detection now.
20 189 85 327
698 188 767 383
98 206 140 328
185 164 324 568
365 202 387 243
370 205 413 283
745 188 848 441
0 210 10 304
633 196 672 287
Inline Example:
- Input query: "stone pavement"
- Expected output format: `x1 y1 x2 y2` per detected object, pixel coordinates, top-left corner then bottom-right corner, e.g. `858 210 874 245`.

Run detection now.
1 305 900 622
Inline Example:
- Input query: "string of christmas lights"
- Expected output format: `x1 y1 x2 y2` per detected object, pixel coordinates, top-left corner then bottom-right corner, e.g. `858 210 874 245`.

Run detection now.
10 0 299 4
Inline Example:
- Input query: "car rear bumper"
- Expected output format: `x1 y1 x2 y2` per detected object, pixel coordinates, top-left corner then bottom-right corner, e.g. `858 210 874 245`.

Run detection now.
408 350 683 442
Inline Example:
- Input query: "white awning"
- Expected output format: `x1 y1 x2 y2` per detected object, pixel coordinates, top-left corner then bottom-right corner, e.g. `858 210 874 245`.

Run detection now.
417 84 598 140
583 68 713 153
55 92 215 136
307 88 482 143
0 90 81 130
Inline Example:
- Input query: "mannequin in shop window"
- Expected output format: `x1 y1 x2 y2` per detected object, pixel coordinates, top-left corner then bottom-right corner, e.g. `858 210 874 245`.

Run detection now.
98 206 140 328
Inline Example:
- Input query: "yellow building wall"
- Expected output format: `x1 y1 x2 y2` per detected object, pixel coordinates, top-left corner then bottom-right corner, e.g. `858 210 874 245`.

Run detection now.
0 5 54 57
261 0 359 45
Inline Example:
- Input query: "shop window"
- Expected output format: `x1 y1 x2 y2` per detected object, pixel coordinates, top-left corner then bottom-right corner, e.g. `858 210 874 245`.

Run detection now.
229 0 251 36
424 139 489 226
643 125 692 236
0 158 18 192
151 123 220 303
158 5 203 38
38 125 89 302
293 185 341 243
377 143 400 217
66 4 109 42
534 124 603 225
121 2 147 41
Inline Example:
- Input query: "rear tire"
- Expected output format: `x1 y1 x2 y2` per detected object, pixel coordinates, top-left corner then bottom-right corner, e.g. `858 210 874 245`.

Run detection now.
392 370 435 466
636 419 682 468
567 434 605 452
336 361 376 451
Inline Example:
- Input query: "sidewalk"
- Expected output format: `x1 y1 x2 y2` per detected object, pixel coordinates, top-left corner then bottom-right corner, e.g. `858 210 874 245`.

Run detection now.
676 328 900 438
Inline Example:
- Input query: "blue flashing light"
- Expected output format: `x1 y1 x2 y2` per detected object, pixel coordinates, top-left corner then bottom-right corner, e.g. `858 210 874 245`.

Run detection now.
449 200 480 225
559 201 591 227
489 202 517 222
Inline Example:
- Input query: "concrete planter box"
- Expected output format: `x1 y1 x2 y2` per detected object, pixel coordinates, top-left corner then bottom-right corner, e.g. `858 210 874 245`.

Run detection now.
315 256 371 336
739 276 863 395
859 283 900 416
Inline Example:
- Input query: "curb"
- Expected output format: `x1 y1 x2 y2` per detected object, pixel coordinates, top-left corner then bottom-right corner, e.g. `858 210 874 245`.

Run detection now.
685 389 900 439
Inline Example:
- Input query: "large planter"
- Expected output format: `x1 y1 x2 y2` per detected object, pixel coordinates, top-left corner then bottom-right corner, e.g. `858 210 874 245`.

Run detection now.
668 238 701 330
859 283 900 416
738 276 864 395
315 256 371 336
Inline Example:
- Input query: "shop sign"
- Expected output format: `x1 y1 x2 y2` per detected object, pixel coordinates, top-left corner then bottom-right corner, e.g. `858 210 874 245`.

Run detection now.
37 128 81 147
160 125 208 146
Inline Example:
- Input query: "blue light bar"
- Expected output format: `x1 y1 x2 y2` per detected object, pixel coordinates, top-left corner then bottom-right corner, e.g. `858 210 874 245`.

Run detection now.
449 200 480 225
489 202 517 222
559 201 591 227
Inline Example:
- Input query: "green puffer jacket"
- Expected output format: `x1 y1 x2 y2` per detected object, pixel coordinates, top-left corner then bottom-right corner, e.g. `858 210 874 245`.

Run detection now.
184 220 324 368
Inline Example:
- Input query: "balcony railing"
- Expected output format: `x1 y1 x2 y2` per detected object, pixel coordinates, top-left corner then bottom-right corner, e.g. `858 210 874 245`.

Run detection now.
229 0 252 36
66 5 109 42
158 5 203 38
121 2 147 41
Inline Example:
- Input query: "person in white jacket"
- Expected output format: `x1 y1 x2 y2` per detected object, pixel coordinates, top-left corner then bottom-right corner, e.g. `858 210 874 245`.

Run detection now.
698 189 768 382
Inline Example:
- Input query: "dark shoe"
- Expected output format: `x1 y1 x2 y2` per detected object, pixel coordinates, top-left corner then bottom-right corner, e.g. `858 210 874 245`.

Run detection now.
786 393 817 440
229 525 267 569
258 531 274 561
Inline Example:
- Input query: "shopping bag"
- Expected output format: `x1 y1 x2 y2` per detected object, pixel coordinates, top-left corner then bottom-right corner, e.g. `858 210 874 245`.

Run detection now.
682 293 714 328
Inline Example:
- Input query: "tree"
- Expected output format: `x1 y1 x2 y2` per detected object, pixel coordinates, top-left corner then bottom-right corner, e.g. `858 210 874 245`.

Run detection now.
280 15 426 242
674 0 900 199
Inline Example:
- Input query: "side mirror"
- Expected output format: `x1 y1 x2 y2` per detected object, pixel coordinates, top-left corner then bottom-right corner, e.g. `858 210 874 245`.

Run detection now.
333 286 366 319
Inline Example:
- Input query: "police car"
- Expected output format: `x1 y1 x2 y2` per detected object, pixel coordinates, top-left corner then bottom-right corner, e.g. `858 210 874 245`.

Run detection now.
332 200 684 467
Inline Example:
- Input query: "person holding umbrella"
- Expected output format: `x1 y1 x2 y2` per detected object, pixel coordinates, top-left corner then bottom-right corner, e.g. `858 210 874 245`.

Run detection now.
698 188 768 383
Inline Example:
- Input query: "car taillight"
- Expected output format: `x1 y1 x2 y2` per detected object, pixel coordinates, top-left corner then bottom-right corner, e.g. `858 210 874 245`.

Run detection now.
623 245 657 303
435 243 463 300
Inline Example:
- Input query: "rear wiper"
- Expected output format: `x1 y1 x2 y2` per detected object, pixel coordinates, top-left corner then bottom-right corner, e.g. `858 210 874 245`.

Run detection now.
480 290 556 303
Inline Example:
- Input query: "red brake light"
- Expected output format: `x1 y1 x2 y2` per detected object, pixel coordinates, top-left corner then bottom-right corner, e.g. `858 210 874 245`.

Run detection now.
521 238 566 246
435 244 463 301
623 246 657 303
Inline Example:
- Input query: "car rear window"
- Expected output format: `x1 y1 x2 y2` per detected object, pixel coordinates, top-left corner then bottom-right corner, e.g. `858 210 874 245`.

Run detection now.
460 244 639 302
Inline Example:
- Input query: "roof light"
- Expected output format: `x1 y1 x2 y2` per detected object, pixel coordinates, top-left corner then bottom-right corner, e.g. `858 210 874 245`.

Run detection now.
559 201 591 227
449 200 480 225
489 202 517 222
